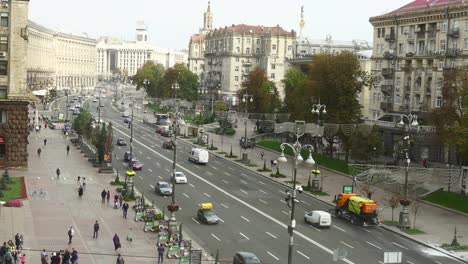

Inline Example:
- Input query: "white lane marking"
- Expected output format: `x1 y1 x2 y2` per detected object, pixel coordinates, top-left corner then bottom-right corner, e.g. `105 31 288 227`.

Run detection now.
227 166 234 170
379 262 384 264
266 232 277 239
239 232 250 240
148 169 153 172
240 189 248 194
366 241 383 250
165 168 170 172
224 172 230 176
301 200 311 206
203 192 211 197
267 251 279 261
138 151 143 154
240 180 248 184
333 225 347 233
393 242 408 250
189 183 195 188
211 233 221 241
118 147 121 150
211 166 218 170
307 224 321 232
434 261 442 264
219 218 224 223
191 218 199 224
111 126 356 264
147 156 151 160
407 261 415 264
241 216 250 222
222 180 229 184
151 145 156 148
158 176 162 179
163 196 167 199
206 172 213 176
220 203 229 208
138 176 143 180
297 250 310 260
281 210 289 215
214 160 221 164
150 185 154 188
259 199 268 204
360 228 371 233
241 173 247 177
259 189 268 194
155 162 160 166
278 190 286 194
258 181 265 185
183 193 189 198
340 241 354 249
280 199 286 204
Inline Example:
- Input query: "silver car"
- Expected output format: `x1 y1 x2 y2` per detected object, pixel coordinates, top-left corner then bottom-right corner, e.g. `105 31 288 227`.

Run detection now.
155 181 172 196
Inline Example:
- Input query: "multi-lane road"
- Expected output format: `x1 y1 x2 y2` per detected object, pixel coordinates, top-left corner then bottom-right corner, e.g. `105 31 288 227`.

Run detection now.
57 91 465 264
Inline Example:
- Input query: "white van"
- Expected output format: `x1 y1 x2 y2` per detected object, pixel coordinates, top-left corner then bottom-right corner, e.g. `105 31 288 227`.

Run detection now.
189 148 209 164
304 210 332 228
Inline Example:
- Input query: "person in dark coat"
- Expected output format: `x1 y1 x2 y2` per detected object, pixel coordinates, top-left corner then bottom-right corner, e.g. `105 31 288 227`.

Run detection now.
93 220 100 238
113 234 121 251
63 249 71 264
116 253 124 264
71 248 78 264
157 243 165 264
106 190 111 204
122 202 129 219
78 186 83 197
101 189 107 203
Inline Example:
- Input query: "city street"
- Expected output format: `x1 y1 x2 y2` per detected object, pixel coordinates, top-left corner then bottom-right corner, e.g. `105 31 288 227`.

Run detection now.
69 91 466 264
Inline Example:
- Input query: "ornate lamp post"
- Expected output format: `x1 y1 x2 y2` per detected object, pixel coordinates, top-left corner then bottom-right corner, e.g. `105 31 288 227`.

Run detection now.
241 94 253 161
277 121 315 264
169 81 181 222
398 113 419 229
311 98 326 151
142 79 150 122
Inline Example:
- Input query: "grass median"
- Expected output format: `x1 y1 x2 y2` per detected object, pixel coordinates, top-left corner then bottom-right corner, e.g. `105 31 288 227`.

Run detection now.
424 191 468 214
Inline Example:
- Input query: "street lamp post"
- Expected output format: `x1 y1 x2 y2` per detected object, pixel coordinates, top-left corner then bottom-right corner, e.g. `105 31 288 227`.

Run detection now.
398 113 419 229
241 94 253 162
311 98 326 152
98 89 102 123
143 79 150 122
65 90 69 123
170 82 180 222
277 121 315 264
128 99 135 168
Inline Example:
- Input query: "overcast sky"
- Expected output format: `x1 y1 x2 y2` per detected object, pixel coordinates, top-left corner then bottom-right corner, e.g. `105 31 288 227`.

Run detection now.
29 0 411 50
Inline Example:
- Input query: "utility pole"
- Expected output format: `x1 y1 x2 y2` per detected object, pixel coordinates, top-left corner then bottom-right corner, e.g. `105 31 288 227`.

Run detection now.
65 90 69 122
129 99 134 167
98 89 102 123
241 94 253 162
170 82 180 222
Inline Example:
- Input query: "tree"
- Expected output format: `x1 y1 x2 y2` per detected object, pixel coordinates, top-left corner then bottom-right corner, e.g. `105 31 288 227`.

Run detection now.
48 89 57 99
73 111 92 139
385 193 401 222
237 67 281 113
412 200 421 229
213 100 227 112
350 126 383 162
432 66 468 164
105 122 114 155
132 61 166 98
96 123 107 163
283 68 312 120
159 63 200 101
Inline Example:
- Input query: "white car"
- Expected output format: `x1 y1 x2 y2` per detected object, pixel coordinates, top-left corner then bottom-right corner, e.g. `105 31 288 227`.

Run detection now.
172 171 187 184
304 210 332 228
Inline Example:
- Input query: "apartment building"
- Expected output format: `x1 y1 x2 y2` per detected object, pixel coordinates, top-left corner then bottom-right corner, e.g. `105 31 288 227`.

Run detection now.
188 2 212 85
97 22 188 81
369 0 468 120
0 0 35 167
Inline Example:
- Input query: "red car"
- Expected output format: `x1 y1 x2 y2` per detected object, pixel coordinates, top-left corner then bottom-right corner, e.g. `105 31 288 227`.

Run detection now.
162 140 175 149
130 159 143 170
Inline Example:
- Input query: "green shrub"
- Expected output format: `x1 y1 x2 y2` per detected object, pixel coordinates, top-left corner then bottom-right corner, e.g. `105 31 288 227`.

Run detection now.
215 128 236 136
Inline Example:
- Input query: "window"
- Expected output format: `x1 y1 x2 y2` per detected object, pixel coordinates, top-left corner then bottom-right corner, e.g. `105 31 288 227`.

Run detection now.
237 38 241 44
400 27 404 36
436 97 442 107
235 66 239 72
256 39 260 45
272 44 277 50
236 47 240 53
396 77 401 88
464 38 468 50
398 43 404 54
396 94 401 104
236 57 240 62
271 64 276 70
287 45 292 51
0 13 7 27
0 36 7 52
382 28 386 37
441 22 447 33
246 48 250 55
246 38 251 44
270 73 275 79
0 61 6 75
377 28 381 38
0 110 6 123
194 66 197 71
256 58 260 63
0 86 6 99
235 76 239 81
465 20 468 31
255 48 259 54
440 40 446 51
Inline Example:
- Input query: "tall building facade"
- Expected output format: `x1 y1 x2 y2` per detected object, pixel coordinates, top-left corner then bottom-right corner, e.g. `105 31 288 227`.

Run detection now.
369 0 468 120
97 22 188 80
27 21 97 92
0 0 35 167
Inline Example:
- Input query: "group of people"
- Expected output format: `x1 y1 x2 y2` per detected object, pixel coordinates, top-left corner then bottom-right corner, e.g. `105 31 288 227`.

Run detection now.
40 248 78 264
100 190 130 219
0 233 25 264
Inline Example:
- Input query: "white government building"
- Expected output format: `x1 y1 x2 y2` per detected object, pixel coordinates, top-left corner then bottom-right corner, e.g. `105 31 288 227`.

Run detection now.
97 22 188 81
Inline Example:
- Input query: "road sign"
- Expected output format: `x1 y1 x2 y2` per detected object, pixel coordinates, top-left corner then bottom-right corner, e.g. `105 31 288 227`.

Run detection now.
384 252 402 263
343 185 353 193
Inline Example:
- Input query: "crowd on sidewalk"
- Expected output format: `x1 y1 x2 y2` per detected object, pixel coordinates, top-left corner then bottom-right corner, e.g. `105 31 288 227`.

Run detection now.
0 233 24 264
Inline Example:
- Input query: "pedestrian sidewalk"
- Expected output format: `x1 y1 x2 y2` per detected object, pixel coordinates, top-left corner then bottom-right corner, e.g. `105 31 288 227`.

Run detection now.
0 109 211 263
194 124 468 259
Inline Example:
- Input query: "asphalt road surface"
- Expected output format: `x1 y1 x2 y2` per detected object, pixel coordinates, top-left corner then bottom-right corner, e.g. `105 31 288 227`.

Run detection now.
57 91 465 264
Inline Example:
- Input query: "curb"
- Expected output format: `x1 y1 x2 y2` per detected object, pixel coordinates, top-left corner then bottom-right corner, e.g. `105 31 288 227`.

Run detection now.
419 199 468 218
379 224 468 263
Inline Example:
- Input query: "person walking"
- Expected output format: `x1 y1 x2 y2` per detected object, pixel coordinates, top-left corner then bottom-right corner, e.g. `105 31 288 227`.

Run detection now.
14 233 21 249
93 220 99 238
63 249 71 264
119 194 123 208
106 190 111 204
122 202 129 219
116 253 124 264
157 244 165 264
67 227 75 244
70 249 78 264
78 186 83 198
37 148 42 157
101 189 107 203
56 168 60 179
40 253 49 264
113 234 121 251
19 253 26 264
77 176 81 184
43 138 47 146
66 145 70 155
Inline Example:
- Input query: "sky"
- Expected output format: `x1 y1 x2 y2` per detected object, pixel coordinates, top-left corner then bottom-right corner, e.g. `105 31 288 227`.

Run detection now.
29 0 411 50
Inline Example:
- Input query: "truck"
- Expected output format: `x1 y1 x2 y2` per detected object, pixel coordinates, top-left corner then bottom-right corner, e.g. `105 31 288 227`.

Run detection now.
334 193 379 226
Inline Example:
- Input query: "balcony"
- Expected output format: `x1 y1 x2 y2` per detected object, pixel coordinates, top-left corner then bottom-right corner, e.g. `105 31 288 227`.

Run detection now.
405 52 414 57
381 84 393 94
383 51 396 60
380 102 393 111
443 67 456 76
448 28 459 38
243 60 252 66
446 48 461 57
400 65 413 72
381 68 394 78
384 34 395 42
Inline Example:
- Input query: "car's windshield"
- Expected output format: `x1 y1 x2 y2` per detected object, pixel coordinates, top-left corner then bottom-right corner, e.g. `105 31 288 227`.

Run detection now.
159 183 169 188
204 210 216 217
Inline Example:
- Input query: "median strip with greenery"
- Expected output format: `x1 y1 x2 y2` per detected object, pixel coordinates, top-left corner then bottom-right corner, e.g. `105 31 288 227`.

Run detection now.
424 191 468 214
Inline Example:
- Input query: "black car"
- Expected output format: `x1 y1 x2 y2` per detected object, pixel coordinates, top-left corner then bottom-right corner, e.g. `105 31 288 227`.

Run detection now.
233 252 262 264
116 138 127 146
197 209 220 224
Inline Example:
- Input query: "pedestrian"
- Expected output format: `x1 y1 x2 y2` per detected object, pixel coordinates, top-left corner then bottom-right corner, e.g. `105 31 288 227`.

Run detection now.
67 227 75 244
66 145 70 155
93 220 99 238
116 253 124 264
63 249 71 264
44 123 47 129
71 248 78 264
41 253 49 264
106 190 111 204
119 194 123 207
12 249 18 264
270 159 274 167
37 148 42 157
82 181 86 191
78 186 83 198
56 168 60 179
157 243 165 264
77 176 81 184
4 250 13 264
101 189 107 203
41 249 47 258
50 252 57 264
122 202 129 219
14 233 21 249
20 253 26 264
113 234 121 251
